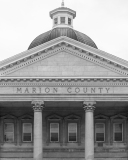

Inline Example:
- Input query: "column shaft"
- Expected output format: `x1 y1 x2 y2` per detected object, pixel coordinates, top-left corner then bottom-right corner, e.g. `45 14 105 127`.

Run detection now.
84 101 96 160
85 110 94 160
34 111 42 160
32 101 44 160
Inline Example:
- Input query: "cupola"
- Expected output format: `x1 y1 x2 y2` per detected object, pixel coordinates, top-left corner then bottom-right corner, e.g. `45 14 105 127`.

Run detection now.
28 1 98 50
49 0 76 28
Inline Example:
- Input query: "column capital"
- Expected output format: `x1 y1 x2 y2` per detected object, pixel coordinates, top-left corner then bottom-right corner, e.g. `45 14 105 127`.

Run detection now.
32 100 44 112
83 101 96 112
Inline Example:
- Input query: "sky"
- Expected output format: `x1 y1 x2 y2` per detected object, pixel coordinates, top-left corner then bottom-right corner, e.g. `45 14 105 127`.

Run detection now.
0 0 128 62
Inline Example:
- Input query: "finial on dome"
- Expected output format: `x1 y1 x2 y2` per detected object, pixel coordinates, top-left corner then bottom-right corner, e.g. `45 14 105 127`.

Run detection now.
61 0 64 7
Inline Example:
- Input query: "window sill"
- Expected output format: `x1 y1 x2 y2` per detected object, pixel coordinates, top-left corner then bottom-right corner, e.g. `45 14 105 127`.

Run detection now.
22 141 33 143
19 142 33 146
64 142 81 146
0 142 17 146
46 142 81 146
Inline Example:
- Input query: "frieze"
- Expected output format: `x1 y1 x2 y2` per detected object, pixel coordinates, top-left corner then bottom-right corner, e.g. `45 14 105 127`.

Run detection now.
15 87 111 94
0 86 126 95
0 86 128 95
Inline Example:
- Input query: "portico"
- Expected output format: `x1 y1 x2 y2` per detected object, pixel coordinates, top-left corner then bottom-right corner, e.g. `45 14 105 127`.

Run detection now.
30 100 96 160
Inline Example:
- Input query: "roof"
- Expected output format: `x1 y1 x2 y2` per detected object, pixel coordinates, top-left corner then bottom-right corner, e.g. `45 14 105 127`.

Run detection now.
28 27 98 50
49 7 76 19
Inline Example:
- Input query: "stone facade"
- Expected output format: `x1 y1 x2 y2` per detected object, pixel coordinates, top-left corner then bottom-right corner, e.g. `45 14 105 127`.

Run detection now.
1 102 128 160
1 2 128 160
1 50 128 159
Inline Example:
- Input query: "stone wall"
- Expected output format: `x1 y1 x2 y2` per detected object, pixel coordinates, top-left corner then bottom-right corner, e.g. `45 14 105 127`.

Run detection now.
0 104 128 159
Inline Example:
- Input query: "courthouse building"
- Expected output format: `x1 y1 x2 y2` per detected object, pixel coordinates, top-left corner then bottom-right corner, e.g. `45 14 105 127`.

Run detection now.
1 2 128 160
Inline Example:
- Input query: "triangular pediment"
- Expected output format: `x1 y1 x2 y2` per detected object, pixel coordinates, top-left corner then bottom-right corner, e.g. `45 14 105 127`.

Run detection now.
110 114 127 120
18 114 33 120
4 51 124 77
64 114 81 120
47 114 63 120
0 36 128 78
95 114 109 120
1 114 17 119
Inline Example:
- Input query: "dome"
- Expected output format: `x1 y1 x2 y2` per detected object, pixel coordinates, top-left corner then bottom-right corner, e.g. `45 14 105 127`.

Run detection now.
28 27 98 50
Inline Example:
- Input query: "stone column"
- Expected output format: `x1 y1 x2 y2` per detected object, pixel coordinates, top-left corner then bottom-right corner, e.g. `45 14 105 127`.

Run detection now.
83 101 96 160
32 100 44 160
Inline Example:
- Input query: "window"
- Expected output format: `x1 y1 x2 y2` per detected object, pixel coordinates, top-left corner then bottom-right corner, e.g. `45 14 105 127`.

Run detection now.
68 18 71 25
47 114 80 145
50 123 59 142
23 123 32 142
114 123 123 142
60 17 65 24
54 18 58 25
110 114 126 143
95 114 109 144
47 114 63 145
4 123 14 142
64 114 81 144
1 114 17 144
95 123 105 142
68 123 77 142
18 114 33 144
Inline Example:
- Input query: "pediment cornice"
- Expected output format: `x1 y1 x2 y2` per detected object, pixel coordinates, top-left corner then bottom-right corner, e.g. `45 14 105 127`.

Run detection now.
110 114 127 120
95 114 109 119
18 114 33 120
0 114 17 119
46 114 63 120
0 36 128 76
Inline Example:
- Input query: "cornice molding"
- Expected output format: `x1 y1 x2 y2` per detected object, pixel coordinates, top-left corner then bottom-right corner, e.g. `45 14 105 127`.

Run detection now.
0 45 64 76
1 77 128 86
1 95 128 102
0 37 128 76
65 45 128 76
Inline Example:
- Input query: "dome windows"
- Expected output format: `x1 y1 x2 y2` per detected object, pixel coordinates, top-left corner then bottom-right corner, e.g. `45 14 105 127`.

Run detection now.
53 16 73 28
54 18 58 25
60 17 65 24
68 18 71 25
